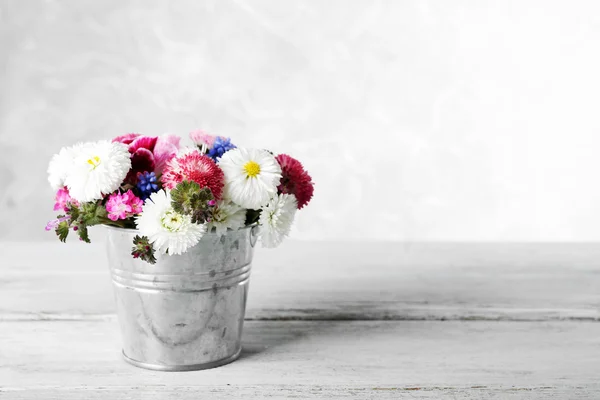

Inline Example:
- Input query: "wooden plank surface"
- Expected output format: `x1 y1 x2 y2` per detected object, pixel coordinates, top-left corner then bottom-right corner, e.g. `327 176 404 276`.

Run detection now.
1 320 599 398
1 241 600 321
1 240 600 398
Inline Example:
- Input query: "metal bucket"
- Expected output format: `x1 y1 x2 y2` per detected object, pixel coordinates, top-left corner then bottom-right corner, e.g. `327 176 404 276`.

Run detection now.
105 225 258 371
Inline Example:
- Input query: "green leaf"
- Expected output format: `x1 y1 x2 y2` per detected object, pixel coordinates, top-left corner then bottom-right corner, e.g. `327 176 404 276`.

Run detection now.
132 235 157 265
171 181 201 214
56 221 69 243
66 203 80 221
77 224 90 243
80 201 108 226
171 181 215 224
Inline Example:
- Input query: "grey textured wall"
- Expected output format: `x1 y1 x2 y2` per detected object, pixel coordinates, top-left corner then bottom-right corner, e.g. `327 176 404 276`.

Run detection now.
2 0 600 241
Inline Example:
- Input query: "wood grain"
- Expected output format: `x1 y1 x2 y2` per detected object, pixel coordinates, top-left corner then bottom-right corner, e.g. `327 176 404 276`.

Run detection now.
1 320 598 398
2 386 594 400
2 241 600 398
1 241 600 321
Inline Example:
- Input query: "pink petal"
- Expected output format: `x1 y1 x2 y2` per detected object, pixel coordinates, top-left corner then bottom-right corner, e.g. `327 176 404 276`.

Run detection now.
189 130 216 147
129 136 158 153
121 190 132 202
154 135 181 174
45 216 70 231
112 133 141 145
159 134 181 148
133 148 155 170
53 187 76 211
45 220 59 231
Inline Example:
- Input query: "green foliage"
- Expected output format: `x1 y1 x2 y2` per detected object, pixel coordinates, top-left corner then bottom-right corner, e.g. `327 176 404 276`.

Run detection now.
171 180 201 214
79 201 108 226
57 200 107 244
56 220 69 243
171 181 215 224
132 235 157 265
53 200 110 245
65 203 80 221
52 197 140 246
77 224 90 243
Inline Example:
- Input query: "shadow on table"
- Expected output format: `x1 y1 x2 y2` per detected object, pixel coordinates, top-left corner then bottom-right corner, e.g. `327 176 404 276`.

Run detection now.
239 320 349 361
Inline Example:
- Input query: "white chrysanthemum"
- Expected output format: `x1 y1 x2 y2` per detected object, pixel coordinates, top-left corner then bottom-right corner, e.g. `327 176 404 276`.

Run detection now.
135 190 206 255
258 193 298 248
63 140 131 202
47 143 86 190
208 201 247 236
218 148 282 209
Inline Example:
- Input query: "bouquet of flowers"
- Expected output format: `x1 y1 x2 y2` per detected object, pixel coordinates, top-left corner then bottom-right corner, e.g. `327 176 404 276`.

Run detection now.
46 131 314 264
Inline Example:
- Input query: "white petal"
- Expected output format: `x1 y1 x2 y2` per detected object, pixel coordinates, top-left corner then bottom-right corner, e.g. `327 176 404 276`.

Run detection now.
135 190 206 255
64 141 131 202
259 193 297 248
219 148 282 209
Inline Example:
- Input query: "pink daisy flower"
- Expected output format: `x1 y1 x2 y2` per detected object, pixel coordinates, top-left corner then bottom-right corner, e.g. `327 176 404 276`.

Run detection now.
275 154 314 210
161 150 225 200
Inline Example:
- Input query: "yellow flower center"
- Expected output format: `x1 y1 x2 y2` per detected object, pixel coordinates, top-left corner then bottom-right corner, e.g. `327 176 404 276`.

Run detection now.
87 156 101 169
161 210 184 232
243 161 261 178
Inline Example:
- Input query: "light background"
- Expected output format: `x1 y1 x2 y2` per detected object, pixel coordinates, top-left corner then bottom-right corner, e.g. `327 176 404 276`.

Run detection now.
1 0 600 242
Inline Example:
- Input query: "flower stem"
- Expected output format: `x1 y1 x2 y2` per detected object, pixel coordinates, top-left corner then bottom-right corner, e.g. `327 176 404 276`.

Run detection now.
98 217 135 229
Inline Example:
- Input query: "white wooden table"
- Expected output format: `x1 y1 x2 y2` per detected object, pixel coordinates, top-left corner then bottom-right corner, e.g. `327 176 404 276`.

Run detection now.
1 241 599 399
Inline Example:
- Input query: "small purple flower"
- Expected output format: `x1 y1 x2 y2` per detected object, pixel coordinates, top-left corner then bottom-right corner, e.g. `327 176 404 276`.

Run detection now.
45 216 69 231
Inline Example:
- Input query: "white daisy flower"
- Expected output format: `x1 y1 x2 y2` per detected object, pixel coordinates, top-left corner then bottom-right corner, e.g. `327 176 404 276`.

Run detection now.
47 143 85 190
63 140 131 202
218 148 282 209
135 190 206 255
258 193 298 248
208 201 247 236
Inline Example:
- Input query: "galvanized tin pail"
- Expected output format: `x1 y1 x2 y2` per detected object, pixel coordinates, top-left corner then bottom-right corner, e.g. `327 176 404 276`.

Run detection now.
105 225 258 371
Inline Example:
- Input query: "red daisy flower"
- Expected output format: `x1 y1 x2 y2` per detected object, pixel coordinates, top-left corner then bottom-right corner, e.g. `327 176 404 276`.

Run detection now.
275 154 314 209
161 151 225 200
